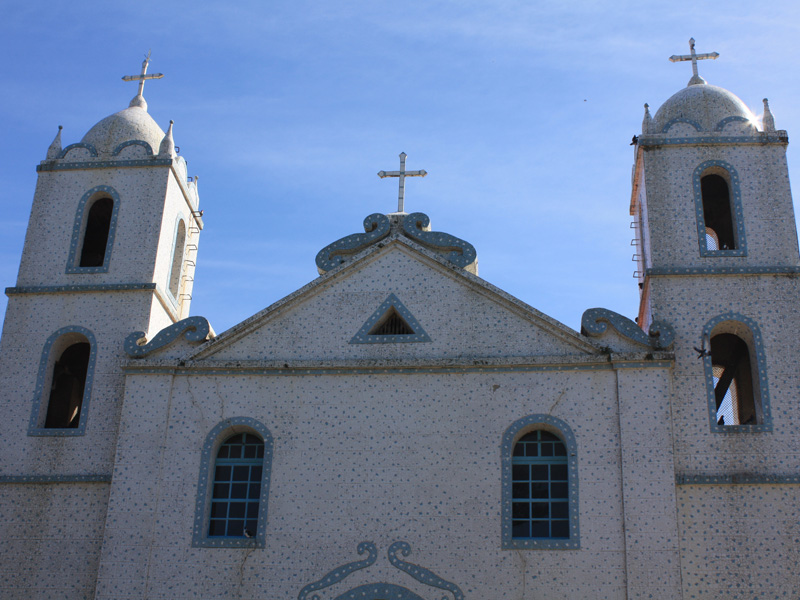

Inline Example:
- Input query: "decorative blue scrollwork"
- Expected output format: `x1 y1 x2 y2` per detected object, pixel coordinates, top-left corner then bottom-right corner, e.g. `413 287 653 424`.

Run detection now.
387 541 464 600
298 541 378 600
401 213 477 270
315 214 391 273
124 316 211 358
581 308 675 350
57 142 98 159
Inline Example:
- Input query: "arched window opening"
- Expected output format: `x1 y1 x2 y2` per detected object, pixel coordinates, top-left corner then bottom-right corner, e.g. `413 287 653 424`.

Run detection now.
701 174 736 250
711 333 756 425
209 433 264 538
511 430 569 539
44 342 90 428
79 198 113 267
168 220 186 299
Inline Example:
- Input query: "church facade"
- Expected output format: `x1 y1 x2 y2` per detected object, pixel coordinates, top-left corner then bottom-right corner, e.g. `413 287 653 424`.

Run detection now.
1 48 799 599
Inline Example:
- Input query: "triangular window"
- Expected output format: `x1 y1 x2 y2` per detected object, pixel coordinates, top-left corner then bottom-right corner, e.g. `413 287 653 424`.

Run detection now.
350 293 431 344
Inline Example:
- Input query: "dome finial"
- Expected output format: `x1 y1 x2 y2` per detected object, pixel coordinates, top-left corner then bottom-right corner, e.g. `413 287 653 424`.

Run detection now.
46 125 63 159
669 37 719 86
158 120 176 158
642 103 652 134
762 98 776 132
122 50 164 111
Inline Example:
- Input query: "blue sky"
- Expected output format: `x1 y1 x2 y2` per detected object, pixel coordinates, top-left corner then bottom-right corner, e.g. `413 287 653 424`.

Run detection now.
2 1 800 334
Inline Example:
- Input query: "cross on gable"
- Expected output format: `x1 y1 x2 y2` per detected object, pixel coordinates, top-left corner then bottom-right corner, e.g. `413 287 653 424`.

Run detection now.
669 38 719 86
378 152 427 213
122 50 164 107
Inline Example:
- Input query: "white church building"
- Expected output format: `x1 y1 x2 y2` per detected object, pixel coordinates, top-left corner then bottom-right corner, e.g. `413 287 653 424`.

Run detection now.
1 43 799 599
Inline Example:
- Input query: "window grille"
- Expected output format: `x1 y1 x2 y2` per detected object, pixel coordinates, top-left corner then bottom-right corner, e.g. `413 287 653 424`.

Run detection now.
209 433 264 538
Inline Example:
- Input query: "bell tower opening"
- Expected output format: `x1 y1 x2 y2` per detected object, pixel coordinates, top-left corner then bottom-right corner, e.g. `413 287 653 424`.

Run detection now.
700 173 736 250
79 197 114 267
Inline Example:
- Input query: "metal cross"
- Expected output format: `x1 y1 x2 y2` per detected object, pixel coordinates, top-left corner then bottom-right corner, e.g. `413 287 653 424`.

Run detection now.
669 38 719 85
122 50 164 98
378 152 427 213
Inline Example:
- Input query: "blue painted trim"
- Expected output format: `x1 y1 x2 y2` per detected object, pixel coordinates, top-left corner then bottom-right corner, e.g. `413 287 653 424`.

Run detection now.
387 541 464 599
638 133 787 147
0 474 111 483
7 283 157 295
350 293 431 344
192 417 274 548
298 542 378 599
581 307 675 349
125 316 211 358
702 313 772 433
316 213 391 273
111 140 154 156
715 115 754 132
501 414 580 549
125 360 674 377
646 266 800 276
165 214 187 305
28 326 97 437
37 158 173 172
676 474 800 485
332 584 426 600
661 117 703 133
693 160 747 257
401 212 477 269
65 185 121 273
57 142 98 159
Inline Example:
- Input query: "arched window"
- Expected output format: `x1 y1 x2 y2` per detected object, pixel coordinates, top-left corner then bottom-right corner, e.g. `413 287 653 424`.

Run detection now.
702 314 772 432
168 219 186 299
501 415 579 549
79 198 113 267
209 433 264 538
693 161 747 257
193 418 274 548
66 186 121 273
28 326 97 436
44 342 90 428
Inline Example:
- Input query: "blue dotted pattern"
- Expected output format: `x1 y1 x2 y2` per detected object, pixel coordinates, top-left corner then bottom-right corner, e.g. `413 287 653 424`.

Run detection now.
27 325 97 437
349 293 432 344
0 474 111 483
646 266 800 276
57 142 98 159
37 158 173 172
581 307 675 349
316 214 391 273
192 417 274 548
298 541 378 599
387 541 464 600
6 283 157 295
693 160 747 257
701 313 772 433
714 115 755 132
500 414 580 549
638 133 787 147
401 213 477 269
124 316 210 358
65 185 121 274
661 117 703 133
676 474 800 485
331 584 426 600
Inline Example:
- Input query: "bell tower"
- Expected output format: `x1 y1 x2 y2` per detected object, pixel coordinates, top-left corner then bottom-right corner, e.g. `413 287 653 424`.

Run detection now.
0 56 202 598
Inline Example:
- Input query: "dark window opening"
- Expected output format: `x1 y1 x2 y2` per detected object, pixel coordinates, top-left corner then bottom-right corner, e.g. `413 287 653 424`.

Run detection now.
79 198 113 267
369 309 414 335
711 333 756 425
701 175 736 250
44 342 90 428
511 430 569 539
209 433 264 538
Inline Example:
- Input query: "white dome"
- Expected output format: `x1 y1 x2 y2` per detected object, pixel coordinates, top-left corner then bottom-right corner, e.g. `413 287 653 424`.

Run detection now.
81 105 165 155
652 84 756 134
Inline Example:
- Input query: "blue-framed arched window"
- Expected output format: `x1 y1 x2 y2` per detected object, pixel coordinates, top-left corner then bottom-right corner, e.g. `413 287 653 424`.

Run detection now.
193 418 274 548
66 185 121 273
702 314 771 433
501 414 579 549
693 161 747 257
166 216 187 302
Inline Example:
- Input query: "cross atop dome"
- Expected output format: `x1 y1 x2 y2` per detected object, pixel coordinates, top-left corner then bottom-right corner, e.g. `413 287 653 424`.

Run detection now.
669 38 719 86
122 50 164 110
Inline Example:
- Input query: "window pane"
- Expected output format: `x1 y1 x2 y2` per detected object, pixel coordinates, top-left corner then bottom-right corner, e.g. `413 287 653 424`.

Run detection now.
209 520 226 536
531 482 549 499
554 443 567 456
232 466 250 481
512 502 530 519
215 466 231 481
246 503 260 519
213 483 230 499
531 503 549 518
531 465 548 480
552 502 569 518
231 483 248 499
541 444 553 457
551 482 568 498
248 484 261 499
512 521 530 538
512 482 529 499
551 465 568 480
227 520 244 537
512 465 528 480
229 503 246 519
551 520 570 538
531 521 549 537
210 502 227 518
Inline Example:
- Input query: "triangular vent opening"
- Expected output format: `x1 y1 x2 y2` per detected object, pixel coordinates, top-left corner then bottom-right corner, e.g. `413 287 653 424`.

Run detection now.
369 309 414 336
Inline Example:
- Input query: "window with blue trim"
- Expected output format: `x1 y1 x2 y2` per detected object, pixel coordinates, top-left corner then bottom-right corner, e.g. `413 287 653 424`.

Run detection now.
209 433 264 538
693 161 747 257
512 430 569 539
167 219 186 300
79 197 113 267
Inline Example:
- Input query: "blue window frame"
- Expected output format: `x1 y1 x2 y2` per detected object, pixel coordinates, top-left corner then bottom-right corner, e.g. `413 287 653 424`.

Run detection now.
66 185 121 273
193 417 274 548
209 433 264 538
501 414 579 549
511 430 569 539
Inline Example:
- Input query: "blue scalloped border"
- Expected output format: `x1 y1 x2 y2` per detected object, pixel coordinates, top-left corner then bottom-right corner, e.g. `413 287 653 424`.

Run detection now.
500 414 580 549
111 140 154 156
